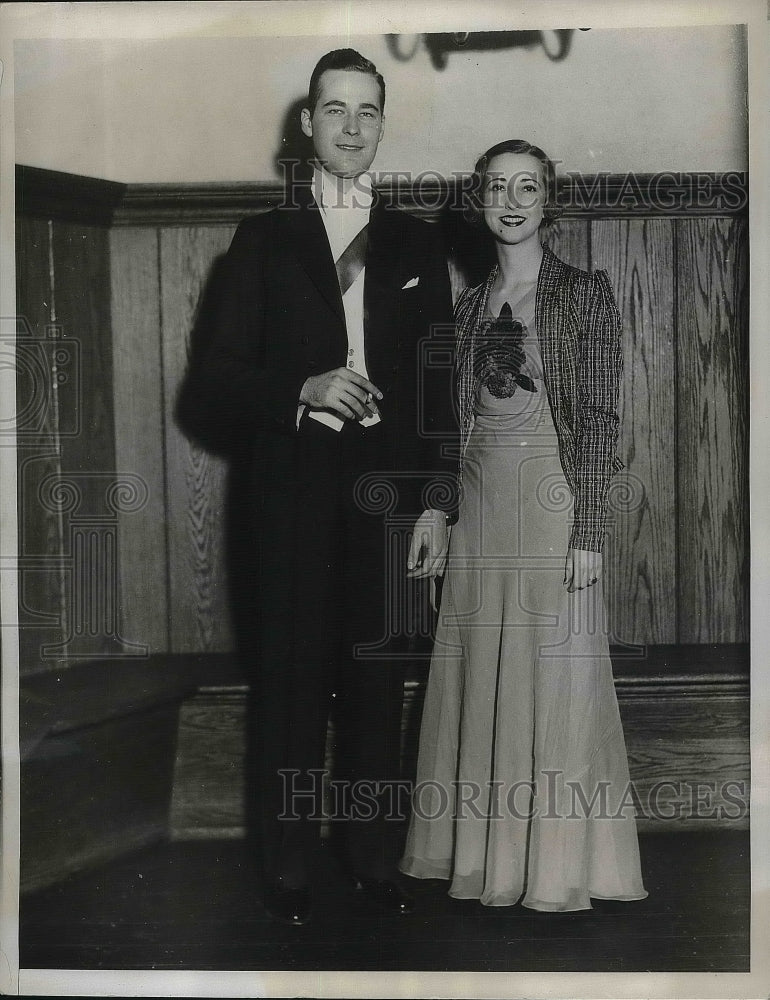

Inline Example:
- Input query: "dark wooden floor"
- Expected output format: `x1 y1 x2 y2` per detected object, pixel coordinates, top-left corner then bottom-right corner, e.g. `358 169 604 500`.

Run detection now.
20 830 748 972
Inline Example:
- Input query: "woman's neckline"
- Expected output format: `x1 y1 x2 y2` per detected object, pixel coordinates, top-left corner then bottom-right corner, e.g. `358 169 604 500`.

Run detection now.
487 278 538 316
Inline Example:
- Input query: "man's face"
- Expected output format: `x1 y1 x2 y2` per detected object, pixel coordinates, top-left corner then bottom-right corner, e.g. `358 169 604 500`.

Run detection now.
301 69 384 178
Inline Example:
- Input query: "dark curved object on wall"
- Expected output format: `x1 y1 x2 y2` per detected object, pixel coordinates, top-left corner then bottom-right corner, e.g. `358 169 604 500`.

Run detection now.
387 30 576 69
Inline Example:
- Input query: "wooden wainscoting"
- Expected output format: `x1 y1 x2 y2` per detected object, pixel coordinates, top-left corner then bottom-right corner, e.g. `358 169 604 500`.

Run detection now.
108 175 748 653
16 175 124 672
16 167 748 667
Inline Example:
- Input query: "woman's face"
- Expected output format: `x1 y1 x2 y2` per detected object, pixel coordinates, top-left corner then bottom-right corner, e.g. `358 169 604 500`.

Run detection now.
481 152 546 246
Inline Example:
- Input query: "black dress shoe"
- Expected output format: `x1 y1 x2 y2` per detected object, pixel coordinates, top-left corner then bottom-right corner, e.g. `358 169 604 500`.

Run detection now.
264 883 312 926
350 876 415 915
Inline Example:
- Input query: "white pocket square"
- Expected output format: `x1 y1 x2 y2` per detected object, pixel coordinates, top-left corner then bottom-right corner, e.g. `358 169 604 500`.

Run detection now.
402 276 420 289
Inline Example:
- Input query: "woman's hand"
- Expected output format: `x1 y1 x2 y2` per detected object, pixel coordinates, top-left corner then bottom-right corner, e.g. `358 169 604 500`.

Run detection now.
407 509 449 580
564 547 602 593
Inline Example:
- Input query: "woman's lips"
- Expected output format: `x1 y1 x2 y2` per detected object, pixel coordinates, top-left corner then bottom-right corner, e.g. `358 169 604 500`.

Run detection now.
500 215 526 226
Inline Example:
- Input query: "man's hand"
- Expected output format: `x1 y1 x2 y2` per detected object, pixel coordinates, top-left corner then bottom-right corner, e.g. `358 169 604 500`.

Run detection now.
564 548 603 593
407 509 449 580
300 368 382 421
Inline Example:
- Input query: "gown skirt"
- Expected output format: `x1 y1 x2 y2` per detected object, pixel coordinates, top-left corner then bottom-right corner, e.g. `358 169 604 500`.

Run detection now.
400 378 648 910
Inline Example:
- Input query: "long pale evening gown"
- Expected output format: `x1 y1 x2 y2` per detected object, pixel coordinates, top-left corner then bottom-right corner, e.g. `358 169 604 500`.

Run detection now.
400 280 647 910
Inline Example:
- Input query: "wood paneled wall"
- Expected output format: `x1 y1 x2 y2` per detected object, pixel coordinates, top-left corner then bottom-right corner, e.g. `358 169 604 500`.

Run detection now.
110 226 236 653
591 219 677 643
675 219 749 642
17 168 749 667
16 197 122 673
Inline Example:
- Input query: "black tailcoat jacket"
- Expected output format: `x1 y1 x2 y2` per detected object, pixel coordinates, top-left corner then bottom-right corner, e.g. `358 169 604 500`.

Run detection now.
177 180 458 690
177 183 457 876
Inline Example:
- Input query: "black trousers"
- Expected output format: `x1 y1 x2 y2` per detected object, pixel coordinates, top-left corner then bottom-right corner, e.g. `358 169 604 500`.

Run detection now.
247 415 415 886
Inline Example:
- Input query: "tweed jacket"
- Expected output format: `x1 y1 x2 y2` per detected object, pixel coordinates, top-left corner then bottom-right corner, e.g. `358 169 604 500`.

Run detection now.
454 245 624 553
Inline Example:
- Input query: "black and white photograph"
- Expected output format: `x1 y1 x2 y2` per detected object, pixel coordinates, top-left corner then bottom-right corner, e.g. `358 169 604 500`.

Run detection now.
1 1 768 997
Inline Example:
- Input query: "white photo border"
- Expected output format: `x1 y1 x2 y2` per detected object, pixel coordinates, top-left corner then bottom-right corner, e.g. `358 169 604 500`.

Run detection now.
1 1 767 997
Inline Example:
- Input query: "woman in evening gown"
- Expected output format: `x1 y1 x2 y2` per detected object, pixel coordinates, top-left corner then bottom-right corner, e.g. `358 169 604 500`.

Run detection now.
400 139 647 910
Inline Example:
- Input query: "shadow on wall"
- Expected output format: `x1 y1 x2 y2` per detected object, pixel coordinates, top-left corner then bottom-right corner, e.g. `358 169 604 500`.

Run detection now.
274 96 314 183
174 255 258 672
175 96 314 667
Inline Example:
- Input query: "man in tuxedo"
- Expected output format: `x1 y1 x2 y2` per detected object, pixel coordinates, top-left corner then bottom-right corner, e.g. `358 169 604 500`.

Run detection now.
177 48 456 926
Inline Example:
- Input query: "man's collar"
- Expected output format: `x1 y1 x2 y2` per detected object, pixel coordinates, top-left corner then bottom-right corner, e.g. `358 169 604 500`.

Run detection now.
312 164 374 212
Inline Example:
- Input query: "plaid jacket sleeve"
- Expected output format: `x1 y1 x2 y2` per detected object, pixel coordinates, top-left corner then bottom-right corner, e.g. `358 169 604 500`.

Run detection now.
569 269 624 553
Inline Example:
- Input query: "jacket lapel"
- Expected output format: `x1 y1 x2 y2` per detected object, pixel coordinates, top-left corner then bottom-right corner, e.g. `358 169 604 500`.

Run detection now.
281 185 400 378
281 184 345 326
455 267 496 457
536 244 577 461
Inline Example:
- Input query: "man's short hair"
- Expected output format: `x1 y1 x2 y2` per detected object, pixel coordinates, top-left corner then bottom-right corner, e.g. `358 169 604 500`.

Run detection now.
307 48 386 115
